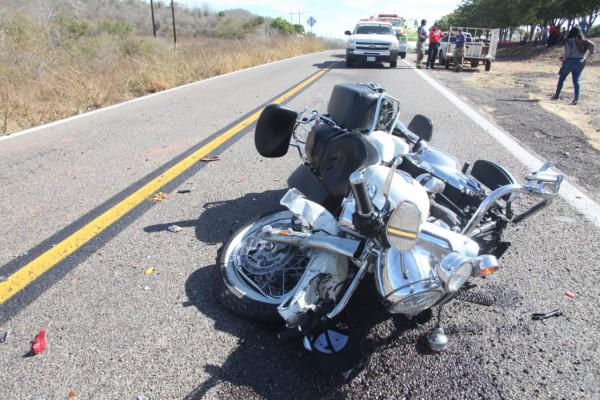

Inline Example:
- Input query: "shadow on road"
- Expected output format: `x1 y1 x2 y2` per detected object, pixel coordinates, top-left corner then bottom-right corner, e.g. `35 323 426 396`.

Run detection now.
165 189 438 398
313 59 413 71
144 189 287 244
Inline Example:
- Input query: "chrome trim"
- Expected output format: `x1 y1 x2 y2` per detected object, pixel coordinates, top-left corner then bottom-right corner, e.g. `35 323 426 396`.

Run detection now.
265 231 361 259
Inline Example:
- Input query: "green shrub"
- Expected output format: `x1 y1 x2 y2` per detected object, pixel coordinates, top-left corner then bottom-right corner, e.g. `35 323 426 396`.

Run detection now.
588 25 600 38
96 20 133 38
57 17 92 39
270 17 293 35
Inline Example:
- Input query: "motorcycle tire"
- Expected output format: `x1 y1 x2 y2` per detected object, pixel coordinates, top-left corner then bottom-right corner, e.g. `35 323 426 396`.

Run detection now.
218 210 304 324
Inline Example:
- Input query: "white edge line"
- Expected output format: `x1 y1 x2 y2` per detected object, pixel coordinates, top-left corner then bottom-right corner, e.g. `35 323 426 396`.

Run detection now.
0 50 335 142
401 59 600 229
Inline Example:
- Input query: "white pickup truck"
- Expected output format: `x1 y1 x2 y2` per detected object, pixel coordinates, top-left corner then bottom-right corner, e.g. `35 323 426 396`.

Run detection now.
345 22 400 68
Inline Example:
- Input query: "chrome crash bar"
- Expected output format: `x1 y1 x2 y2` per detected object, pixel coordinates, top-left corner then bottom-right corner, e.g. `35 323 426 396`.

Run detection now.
462 162 563 237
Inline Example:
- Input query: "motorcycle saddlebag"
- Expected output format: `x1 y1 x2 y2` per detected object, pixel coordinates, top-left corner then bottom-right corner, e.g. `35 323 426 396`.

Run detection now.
327 83 379 131
254 104 298 158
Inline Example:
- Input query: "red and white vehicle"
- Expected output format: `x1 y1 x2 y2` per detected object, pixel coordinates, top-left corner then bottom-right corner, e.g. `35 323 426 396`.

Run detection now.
374 13 408 59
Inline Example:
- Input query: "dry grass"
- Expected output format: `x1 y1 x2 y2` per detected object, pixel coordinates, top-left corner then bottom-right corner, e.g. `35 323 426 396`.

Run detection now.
0 14 325 136
465 40 600 150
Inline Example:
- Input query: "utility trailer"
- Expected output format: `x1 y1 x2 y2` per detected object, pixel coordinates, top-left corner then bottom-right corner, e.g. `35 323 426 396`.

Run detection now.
438 26 500 71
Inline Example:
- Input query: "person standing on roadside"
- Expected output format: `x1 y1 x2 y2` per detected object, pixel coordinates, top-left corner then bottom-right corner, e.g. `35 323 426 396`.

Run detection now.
579 18 588 34
551 27 595 105
454 28 466 72
416 19 427 69
426 24 444 69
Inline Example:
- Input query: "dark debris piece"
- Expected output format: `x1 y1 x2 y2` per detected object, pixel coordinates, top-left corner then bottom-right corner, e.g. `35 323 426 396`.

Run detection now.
532 309 562 320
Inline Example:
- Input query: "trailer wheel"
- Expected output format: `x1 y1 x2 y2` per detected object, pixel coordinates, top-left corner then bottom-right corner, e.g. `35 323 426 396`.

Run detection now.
445 57 450 69
485 60 491 72
471 60 479 68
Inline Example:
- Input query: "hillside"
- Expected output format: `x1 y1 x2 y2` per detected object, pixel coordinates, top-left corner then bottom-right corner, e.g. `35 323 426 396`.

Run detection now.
0 1 324 135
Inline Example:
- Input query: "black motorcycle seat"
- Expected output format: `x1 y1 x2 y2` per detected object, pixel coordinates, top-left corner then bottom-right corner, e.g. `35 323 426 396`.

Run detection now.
318 132 380 198
305 124 346 171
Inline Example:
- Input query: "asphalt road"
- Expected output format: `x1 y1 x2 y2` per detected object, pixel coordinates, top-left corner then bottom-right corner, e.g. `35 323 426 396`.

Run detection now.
1 51 599 400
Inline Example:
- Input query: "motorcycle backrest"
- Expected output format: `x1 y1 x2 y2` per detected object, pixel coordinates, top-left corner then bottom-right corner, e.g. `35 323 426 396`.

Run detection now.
407 114 433 142
254 104 298 158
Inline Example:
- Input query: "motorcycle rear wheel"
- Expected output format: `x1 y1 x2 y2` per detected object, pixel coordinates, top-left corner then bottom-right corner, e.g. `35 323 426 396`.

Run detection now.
218 210 309 323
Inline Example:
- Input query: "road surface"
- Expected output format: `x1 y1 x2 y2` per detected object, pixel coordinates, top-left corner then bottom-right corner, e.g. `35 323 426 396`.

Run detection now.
0 51 598 399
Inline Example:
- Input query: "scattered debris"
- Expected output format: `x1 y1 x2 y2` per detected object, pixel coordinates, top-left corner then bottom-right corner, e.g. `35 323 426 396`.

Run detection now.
200 155 220 162
273 178 280 182
564 291 576 299
177 189 192 194
144 267 155 276
167 224 183 233
0 330 9 343
67 389 77 399
532 309 562 320
150 192 168 202
143 286 151 291
427 325 448 352
234 177 245 183
31 329 47 355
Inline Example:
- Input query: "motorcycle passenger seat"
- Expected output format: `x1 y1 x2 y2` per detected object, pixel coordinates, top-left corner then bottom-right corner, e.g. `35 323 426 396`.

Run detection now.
305 125 346 172
318 133 379 198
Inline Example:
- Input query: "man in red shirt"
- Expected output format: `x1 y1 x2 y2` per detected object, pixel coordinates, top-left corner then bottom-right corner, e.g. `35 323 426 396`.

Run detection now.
426 24 444 69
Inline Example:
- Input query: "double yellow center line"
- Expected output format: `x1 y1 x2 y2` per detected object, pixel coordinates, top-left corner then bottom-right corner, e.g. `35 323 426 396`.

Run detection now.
0 68 330 304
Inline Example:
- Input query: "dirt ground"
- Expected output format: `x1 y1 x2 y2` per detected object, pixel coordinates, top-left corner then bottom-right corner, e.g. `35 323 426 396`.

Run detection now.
430 39 600 203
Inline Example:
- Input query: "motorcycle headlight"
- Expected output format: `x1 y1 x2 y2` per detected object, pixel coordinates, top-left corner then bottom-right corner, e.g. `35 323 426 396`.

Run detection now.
437 252 473 292
376 248 443 317
386 201 421 252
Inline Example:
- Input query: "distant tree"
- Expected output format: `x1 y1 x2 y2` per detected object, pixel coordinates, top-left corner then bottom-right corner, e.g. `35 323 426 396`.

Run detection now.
293 24 304 34
270 17 293 35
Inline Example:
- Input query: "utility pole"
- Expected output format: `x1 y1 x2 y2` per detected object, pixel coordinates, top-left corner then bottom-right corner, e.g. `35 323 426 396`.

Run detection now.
289 12 294 24
170 0 177 49
297 11 303 26
150 0 156 37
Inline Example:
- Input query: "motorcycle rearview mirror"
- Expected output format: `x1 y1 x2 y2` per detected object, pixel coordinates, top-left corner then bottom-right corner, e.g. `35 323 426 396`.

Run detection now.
254 104 298 158
407 114 433 142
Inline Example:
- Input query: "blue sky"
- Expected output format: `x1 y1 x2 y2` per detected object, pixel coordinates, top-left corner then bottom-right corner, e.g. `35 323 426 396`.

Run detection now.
177 1 461 38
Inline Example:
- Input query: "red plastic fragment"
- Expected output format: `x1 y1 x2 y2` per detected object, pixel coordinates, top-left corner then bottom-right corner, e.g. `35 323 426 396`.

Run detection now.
31 329 47 355
564 291 576 299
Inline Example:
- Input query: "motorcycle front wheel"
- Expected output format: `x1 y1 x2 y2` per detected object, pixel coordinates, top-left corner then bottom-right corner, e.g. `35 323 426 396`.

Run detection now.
218 210 310 323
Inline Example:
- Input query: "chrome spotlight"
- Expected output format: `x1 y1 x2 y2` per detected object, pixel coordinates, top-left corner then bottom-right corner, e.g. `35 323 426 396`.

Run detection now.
437 252 474 292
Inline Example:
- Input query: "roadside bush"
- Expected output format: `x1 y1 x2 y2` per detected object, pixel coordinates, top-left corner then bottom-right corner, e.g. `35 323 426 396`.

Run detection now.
589 25 600 37
96 20 133 38
270 17 294 35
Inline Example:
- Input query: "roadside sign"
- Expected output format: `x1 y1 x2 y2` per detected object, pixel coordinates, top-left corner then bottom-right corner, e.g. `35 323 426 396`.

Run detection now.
307 16 316 27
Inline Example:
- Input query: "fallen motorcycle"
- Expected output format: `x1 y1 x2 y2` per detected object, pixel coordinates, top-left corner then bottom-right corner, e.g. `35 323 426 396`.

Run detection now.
217 82 563 374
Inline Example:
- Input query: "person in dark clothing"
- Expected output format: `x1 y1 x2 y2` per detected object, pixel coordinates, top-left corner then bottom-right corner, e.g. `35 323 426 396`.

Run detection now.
426 24 444 69
551 27 596 105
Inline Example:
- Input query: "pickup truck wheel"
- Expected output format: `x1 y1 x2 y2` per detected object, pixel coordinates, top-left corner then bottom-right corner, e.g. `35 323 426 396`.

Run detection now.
390 59 397 68
400 52 406 59
471 60 479 68
445 57 450 69
485 60 492 71
346 57 353 68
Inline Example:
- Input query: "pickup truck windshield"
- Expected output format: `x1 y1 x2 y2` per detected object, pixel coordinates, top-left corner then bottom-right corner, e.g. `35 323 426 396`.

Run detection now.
355 25 393 35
